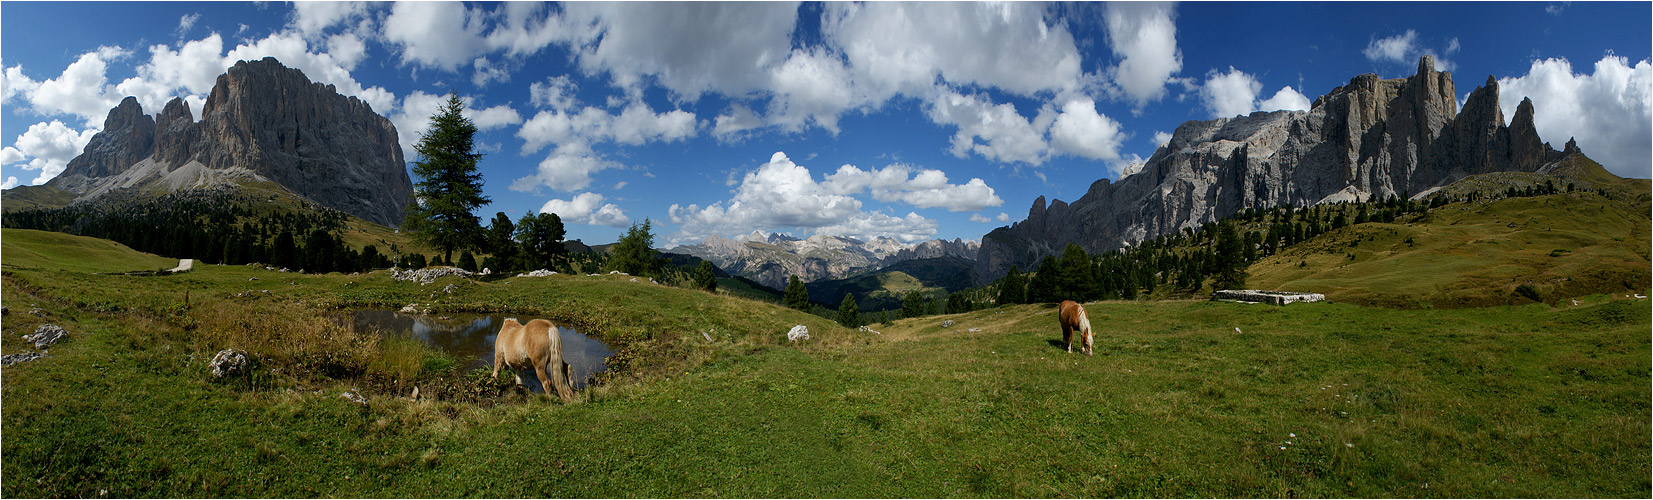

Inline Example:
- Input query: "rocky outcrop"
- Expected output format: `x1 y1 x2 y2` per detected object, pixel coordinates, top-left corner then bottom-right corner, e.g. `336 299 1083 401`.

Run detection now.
63 97 155 179
48 58 411 227
24 324 69 350
886 238 979 263
976 55 1568 282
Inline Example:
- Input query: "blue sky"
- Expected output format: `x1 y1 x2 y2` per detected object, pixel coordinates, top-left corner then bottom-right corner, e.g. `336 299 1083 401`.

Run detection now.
3 1 1649 247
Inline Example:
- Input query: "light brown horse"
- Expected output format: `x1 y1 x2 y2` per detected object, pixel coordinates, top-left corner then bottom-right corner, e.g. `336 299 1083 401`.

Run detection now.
493 318 576 402
1058 300 1094 356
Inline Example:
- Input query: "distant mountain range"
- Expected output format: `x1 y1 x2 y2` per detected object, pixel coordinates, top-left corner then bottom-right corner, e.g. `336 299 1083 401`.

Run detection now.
975 55 1584 283
3 57 411 227
667 231 978 289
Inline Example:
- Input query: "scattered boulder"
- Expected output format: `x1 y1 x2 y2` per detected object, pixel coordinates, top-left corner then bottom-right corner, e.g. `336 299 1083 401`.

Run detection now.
29 308 46 317
208 348 251 378
515 269 558 277
787 325 810 342
399 304 420 314
1211 290 1326 305
441 283 458 294
25 324 69 350
940 320 955 328
857 325 882 335
341 390 368 405
2 351 46 366
389 266 475 285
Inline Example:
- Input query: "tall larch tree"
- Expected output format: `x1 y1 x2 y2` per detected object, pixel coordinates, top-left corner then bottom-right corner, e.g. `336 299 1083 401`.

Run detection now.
404 92 489 263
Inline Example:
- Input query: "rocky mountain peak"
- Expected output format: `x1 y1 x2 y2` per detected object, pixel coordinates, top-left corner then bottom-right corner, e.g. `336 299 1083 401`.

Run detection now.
976 55 1566 282
47 57 411 227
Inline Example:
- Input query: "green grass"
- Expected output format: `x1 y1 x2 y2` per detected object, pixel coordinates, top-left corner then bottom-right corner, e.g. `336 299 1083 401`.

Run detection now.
1 229 180 273
1249 193 1650 308
3 227 1649 497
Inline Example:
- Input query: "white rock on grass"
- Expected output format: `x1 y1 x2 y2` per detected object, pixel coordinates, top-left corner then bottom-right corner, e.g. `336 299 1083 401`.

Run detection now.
25 324 69 350
208 348 251 378
787 325 809 342
1 351 46 366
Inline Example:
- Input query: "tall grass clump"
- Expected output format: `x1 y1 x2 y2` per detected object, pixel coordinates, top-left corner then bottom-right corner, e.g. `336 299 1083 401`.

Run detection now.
191 299 444 385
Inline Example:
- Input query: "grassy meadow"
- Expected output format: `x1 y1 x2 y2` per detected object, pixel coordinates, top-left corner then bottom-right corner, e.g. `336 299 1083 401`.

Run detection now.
1249 191 1650 308
1 227 1649 497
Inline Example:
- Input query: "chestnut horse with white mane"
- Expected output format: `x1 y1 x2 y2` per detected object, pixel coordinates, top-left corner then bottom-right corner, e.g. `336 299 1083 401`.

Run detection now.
1058 300 1094 356
493 318 576 402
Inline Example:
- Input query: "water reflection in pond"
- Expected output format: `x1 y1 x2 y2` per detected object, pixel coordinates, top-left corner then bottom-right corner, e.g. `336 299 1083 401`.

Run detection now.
350 310 613 392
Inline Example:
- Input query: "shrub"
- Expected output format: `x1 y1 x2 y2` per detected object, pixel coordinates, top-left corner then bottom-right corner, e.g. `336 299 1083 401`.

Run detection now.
1514 284 1542 303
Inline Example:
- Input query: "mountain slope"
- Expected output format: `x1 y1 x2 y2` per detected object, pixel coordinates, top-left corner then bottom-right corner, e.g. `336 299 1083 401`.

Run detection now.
977 55 1570 283
1248 167 1650 308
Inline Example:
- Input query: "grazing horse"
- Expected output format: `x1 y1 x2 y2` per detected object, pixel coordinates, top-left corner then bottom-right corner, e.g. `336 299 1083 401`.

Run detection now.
1058 300 1094 356
493 318 576 402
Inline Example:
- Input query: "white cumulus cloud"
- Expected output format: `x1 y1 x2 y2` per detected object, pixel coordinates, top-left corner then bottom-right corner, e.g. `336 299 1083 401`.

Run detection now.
563 2 798 100
822 163 1004 212
1103 2 1183 108
1200 67 1262 118
926 89 1054 165
5 120 98 185
1363 29 1457 72
1199 68 1312 118
511 100 696 192
1257 86 1312 112
538 192 630 227
10 47 130 127
1049 98 1126 162
382 1 489 72
1499 55 1653 178
668 151 943 244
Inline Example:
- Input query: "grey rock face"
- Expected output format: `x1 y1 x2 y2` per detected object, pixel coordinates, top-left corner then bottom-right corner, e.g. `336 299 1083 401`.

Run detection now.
63 97 155 179
50 58 411 227
976 55 1561 282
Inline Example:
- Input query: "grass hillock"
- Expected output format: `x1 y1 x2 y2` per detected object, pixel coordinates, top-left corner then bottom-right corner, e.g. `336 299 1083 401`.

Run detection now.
1 228 179 273
1248 191 1650 307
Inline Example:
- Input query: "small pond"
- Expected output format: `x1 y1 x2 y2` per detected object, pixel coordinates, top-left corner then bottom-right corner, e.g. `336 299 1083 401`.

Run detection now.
349 310 613 392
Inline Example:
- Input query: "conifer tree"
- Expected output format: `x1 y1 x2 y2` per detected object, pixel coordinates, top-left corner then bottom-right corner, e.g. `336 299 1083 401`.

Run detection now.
694 260 718 292
608 219 661 277
996 265 1027 305
900 291 927 318
783 275 811 311
484 212 519 272
837 293 860 328
1213 221 1249 290
515 212 566 271
405 92 489 263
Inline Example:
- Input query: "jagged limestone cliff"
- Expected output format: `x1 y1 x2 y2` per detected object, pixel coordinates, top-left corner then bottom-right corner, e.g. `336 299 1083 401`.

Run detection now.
46 58 411 227
976 56 1570 282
